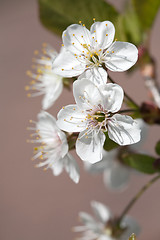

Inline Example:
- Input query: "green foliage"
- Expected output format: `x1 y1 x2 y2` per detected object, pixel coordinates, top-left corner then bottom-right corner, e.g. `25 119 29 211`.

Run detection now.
123 1 143 45
155 140 160 155
103 133 119 151
132 0 160 31
38 0 160 49
39 0 118 36
122 153 157 174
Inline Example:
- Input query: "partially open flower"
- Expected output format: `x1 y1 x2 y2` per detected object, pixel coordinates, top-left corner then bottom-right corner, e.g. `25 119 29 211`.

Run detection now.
26 44 63 110
73 201 140 240
28 111 80 183
52 21 138 84
57 79 141 163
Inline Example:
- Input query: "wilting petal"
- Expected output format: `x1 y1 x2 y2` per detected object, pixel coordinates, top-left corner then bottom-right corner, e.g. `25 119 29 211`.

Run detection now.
63 24 91 54
108 114 141 145
90 21 115 49
42 79 63 110
52 48 86 77
63 153 80 183
73 79 103 110
78 67 107 85
57 104 87 132
103 162 130 191
91 201 111 223
99 83 124 112
104 41 138 72
76 130 105 163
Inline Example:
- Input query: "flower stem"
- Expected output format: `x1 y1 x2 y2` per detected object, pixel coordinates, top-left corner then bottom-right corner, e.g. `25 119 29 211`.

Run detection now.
117 174 160 224
118 109 139 114
107 75 139 108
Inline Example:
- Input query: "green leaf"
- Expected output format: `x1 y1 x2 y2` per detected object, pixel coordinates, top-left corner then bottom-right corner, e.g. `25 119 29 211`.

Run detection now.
122 153 156 174
132 0 160 31
103 133 119 151
123 1 143 45
155 140 160 155
38 0 119 36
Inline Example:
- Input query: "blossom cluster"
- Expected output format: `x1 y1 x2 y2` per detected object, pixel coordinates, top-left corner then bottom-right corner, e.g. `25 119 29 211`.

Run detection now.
27 20 141 184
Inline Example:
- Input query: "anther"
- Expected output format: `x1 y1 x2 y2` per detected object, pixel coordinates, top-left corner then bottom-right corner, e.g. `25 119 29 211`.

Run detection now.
62 44 64 47
34 50 39 55
61 69 64 71
112 51 114 53
93 18 95 21
25 86 30 91
73 34 75 36
106 34 108 36
42 42 47 47
79 21 82 24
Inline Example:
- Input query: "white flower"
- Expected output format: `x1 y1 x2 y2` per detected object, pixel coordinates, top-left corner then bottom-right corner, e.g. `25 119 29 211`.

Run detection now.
28 111 80 183
85 119 148 190
52 21 138 84
57 79 141 163
73 201 140 240
26 44 63 110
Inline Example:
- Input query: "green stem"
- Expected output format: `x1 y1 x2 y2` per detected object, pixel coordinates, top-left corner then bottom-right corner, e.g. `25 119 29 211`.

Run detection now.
117 174 160 224
118 109 139 114
108 76 139 108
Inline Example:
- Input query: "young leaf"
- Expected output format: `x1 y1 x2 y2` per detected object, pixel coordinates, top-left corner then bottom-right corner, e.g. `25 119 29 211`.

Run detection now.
155 140 160 156
38 0 118 36
122 153 156 174
132 0 160 31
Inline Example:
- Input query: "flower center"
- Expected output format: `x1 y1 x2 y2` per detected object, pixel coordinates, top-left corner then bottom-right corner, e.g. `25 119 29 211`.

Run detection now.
86 109 108 132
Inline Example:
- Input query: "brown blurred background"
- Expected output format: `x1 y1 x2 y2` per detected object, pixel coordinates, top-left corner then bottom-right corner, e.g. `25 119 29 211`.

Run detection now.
0 0 160 240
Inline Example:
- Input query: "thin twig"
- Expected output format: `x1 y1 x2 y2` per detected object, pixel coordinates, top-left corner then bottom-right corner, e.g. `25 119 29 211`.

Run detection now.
117 174 160 224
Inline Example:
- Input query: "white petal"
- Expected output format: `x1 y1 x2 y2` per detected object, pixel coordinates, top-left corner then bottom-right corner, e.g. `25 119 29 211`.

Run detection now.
50 158 64 176
108 114 141 145
105 41 138 72
63 24 91 54
90 21 115 49
63 153 80 183
120 216 140 240
73 79 103 110
99 235 113 240
99 83 124 112
79 212 97 227
84 149 117 174
91 201 111 223
78 67 107 85
42 79 63 110
129 119 148 152
57 104 87 132
103 163 130 191
76 130 105 163
52 48 86 77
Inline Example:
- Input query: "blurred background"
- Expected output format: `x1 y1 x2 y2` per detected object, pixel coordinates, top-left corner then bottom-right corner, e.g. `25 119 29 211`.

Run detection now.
0 0 160 239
